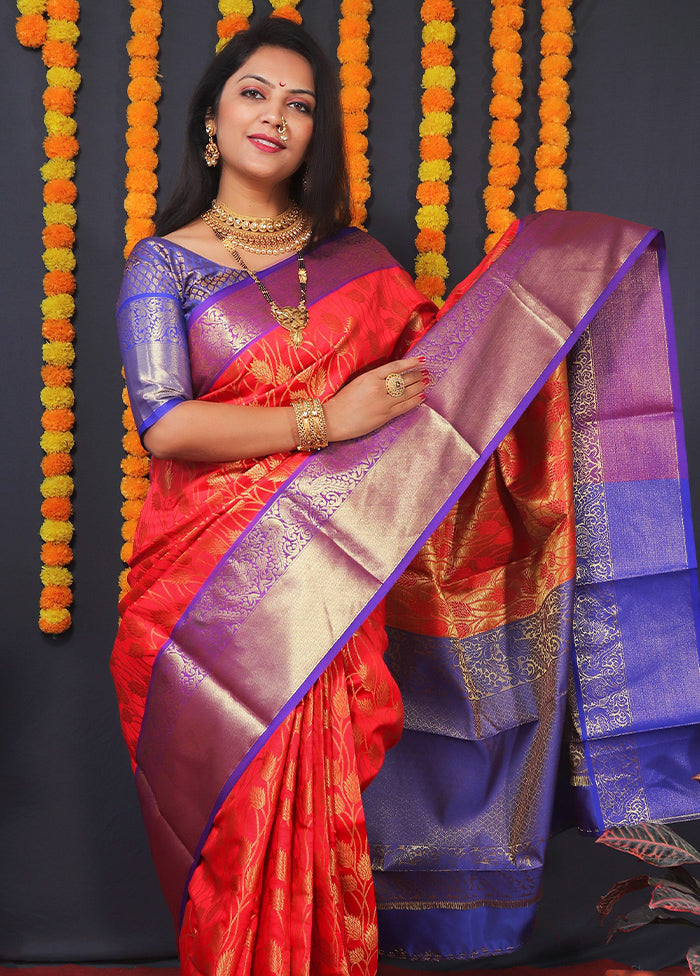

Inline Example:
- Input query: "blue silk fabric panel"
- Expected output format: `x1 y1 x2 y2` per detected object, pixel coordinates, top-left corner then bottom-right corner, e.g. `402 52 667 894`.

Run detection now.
568 244 700 830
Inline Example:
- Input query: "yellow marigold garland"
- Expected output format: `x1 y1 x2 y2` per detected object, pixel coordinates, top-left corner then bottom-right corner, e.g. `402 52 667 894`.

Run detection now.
414 0 455 304
269 0 301 25
16 0 80 634
216 0 252 53
484 0 523 253
119 0 162 600
534 0 573 212
337 0 372 228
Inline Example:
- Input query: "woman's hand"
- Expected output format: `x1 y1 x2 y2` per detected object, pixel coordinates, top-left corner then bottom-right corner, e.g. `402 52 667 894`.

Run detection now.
323 356 428 442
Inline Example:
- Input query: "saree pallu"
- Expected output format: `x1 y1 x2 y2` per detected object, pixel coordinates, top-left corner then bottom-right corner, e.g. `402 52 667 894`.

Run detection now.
112 210 700 972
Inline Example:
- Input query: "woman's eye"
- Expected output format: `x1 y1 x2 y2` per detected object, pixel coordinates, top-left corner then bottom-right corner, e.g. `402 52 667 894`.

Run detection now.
241 88 264 99
289 101 312 114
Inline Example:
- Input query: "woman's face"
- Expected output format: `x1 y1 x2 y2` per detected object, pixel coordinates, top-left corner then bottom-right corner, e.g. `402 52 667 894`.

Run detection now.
213 45 316 196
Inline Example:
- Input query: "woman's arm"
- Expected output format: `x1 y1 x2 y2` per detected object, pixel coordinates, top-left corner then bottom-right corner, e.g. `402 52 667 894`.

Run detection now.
143 356 427 461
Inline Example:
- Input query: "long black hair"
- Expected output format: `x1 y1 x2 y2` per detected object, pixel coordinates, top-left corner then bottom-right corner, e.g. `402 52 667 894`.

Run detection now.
155 18 351 244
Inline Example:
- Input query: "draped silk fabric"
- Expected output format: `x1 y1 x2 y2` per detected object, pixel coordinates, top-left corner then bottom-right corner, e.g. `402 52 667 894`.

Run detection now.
112 211 700 973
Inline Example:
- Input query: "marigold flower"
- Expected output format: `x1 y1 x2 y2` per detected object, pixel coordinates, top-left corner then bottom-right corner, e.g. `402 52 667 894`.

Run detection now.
46 65 80 90
129 56 159 80
492 71 523 99
41 499 73 523
486 208 516 233
42 246 76 271
121 500 145 522
416 252 449 279
40 385 75 410
421 0 454 22
39 584 73 610
42 407 75 431
47 0 79 19
338 38 369 64
42 340 76 367
43 178 77 204
415 228 446 253
125 146 158 171
414 275 445 299
341 0 371 15
40 518 74 544
43 270 75 296
42 39 78 68
416 181 450 207
123 430 148 457
125 170 158 194
121 455 150 478
41 431 74 454
18 0 47 14
341 86 370 114
339 16 370 40
415 205 449 232
44 133 78 159
41 364 73 388
46 18 79 44
489 93 521 120
42 319 75 342
126 125 159 149
490 117 519 144
41 453 73 477
483 185 515 210
121 476 150 501
43 86 74 115
491 3 524 31
39 607 71 633
42 223 75 248
219 0 252 14
420 134 451 160
419 111 452 138
418 158 451 183
127 76 161 103
421 87 453 114
422 65 455 90
16 13 47 47
127 101 158 127
41 294 75 320
343 111 368 134
489 26 521 54
535 143 567 169
421 41 451 69
41 474 74 498
125 191 158 218
422 20 455 45
41 541 72 567
488 162 520 187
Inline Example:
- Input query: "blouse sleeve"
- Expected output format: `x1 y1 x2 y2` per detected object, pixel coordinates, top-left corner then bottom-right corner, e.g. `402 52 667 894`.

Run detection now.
116 239 193 437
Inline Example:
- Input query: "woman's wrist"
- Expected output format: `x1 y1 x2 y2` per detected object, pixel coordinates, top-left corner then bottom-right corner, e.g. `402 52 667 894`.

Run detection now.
292 398 329 451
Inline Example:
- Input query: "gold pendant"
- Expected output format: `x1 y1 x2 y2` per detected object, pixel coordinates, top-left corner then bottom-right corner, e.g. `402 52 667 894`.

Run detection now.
275 306 308 347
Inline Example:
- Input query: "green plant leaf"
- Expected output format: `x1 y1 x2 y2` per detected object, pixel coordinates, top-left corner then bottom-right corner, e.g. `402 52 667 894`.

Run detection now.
688 944 700 976
597 875 650 920
650 882 700 916
606 905 677 941
597 822 700 866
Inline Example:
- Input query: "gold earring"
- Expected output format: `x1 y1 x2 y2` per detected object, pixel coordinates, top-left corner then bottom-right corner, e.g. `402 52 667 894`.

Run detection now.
204 119 220 167
277 116 288 144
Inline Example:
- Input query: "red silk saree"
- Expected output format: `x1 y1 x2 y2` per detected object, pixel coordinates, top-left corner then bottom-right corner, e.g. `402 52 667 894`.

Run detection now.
112 211 700 972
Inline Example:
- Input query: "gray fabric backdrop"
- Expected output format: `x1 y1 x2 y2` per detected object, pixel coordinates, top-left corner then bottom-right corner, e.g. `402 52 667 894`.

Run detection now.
2 0 700 967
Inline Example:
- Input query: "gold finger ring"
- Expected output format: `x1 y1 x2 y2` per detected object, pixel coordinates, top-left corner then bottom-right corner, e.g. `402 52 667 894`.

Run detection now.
385 373 406 398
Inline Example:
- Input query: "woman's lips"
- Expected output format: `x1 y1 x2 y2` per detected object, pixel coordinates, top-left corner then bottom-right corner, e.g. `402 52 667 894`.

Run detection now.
248 134 285 152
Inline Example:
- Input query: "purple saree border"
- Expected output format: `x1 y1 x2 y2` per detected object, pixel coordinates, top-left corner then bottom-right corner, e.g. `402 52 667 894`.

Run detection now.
171 217 662 923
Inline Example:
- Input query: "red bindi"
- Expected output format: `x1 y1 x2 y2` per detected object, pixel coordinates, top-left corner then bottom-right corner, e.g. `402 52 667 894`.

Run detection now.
279 82 286 87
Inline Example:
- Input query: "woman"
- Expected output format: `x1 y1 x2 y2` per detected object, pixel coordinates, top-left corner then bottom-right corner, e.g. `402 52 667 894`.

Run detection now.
112 16 700 976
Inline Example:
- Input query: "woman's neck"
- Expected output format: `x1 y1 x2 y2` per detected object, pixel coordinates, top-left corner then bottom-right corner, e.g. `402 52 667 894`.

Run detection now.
215 175 291 219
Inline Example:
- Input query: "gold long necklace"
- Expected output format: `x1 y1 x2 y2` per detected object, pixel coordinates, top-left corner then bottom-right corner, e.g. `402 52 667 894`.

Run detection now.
202 200 311 346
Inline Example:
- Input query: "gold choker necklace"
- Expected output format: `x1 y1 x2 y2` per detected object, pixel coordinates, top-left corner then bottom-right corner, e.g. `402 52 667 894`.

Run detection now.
202 199 312 255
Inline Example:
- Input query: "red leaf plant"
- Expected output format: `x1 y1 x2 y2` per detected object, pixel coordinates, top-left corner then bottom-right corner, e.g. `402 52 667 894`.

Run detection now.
596 821 700 974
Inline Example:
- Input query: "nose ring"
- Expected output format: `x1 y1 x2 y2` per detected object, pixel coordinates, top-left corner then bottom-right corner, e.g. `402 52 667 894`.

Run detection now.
277 116 288 143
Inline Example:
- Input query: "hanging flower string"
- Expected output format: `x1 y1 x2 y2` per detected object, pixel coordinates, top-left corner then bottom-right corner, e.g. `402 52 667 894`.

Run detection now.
119 0 163 600
216 0 252 53
484 0 523 253
269 0 301 24
534 0 573 212
337 0 372 228
16 0 81 634
414 0 456 304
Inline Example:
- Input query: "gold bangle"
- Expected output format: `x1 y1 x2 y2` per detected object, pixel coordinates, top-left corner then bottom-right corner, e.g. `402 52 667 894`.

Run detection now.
292 398 328 451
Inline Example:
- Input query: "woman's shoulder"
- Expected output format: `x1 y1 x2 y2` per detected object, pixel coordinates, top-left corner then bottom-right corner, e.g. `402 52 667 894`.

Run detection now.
315 226 405 273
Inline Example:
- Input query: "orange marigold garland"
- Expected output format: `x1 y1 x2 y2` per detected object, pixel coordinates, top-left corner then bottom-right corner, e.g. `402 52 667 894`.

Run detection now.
16 0 80 634
216 0 252 53
484 0 523 253
414 0 456 304
534 0 573 212
269 0 301 25
337 0 372 228
119 0 162 600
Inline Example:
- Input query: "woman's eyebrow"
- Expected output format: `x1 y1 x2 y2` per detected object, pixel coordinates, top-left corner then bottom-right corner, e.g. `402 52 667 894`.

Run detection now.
239 73 315 98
